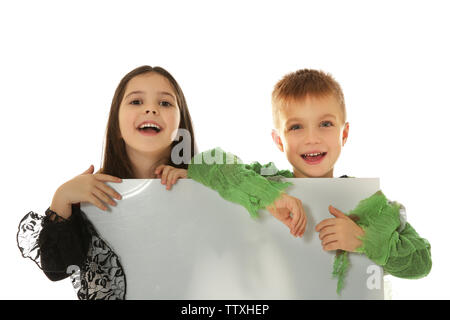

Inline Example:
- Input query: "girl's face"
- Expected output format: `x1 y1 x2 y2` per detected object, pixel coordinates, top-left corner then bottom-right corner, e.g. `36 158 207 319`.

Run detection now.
118 72 181 156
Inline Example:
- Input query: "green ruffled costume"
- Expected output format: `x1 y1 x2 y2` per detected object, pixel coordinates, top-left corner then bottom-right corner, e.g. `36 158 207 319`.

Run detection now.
188 148 432 294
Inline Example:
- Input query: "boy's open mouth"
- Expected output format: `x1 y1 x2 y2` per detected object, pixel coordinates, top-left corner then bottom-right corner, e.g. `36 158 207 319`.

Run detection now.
301 152 327 164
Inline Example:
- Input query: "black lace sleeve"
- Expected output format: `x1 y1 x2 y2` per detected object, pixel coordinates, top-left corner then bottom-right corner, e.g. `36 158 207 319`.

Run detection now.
17 204 89 281
39 205 92 281
17 204 126 300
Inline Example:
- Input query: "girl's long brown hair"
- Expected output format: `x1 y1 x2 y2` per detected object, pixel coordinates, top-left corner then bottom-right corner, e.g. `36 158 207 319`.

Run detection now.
100 65 197 178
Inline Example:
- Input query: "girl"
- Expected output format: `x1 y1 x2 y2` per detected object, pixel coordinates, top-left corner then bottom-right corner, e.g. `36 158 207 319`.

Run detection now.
17 65 197 300
17 66 305 300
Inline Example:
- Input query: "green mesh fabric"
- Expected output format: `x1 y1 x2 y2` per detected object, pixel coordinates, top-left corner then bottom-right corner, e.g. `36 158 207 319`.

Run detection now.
245 161 294 179
188 148 292 218
332 251 349 294
350 191 432 278
333 191 432 294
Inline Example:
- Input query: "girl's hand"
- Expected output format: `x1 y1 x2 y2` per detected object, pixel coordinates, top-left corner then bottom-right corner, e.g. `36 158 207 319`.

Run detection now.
266 193 307 238
53 165 122 218
315 205 365 252
154 165 187 190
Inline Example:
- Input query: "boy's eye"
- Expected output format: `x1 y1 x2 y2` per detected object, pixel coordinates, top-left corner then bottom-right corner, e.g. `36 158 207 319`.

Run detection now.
289 124 302 131
159 100 173 107
320 121 334 127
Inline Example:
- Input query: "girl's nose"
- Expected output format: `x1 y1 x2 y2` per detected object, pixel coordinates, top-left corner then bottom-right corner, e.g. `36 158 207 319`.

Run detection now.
146 109 158 115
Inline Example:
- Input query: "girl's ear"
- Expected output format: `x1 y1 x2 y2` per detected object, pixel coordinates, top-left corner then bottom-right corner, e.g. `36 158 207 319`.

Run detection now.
342 122 349 146
271 129 284 152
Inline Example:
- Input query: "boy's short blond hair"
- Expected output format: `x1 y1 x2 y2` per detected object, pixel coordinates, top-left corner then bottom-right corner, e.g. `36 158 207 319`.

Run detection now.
271 69 346 129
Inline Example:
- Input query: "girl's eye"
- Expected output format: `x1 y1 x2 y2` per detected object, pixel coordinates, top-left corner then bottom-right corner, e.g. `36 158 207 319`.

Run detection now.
320 121 334 127
289 124 302 131
159 100 173 107
130 99 142 105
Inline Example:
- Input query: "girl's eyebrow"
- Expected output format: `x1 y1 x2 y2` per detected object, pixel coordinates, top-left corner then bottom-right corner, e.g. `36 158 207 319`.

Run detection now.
124 90 145 99
158 91 176 99
124 90 175 99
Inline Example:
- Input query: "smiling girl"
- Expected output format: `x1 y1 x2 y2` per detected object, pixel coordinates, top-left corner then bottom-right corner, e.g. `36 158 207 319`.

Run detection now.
17 65 197 300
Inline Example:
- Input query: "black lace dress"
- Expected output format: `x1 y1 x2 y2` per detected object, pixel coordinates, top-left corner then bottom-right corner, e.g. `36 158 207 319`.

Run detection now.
17 204 126 300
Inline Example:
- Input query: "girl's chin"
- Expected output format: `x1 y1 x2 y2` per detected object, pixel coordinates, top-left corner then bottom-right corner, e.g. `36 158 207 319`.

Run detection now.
130 144 172 155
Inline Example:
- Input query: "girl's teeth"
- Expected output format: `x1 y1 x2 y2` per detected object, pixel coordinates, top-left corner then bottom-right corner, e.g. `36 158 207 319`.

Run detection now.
138 123 161 132
139 124 160 129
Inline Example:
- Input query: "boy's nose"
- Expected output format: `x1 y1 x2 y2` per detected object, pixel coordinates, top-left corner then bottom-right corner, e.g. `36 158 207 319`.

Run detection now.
305 129 321 144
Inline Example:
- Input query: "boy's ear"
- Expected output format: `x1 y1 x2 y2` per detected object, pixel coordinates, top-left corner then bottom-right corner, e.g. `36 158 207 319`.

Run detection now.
271 129 284 152
342 122 349 146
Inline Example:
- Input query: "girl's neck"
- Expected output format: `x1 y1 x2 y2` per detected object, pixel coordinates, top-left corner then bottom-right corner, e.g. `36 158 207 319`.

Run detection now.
126 146 171 179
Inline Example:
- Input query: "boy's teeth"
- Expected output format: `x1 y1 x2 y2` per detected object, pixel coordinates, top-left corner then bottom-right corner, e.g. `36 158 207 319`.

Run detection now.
305 152 322 156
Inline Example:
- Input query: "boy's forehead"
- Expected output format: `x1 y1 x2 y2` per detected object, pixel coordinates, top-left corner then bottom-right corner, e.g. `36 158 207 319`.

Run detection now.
277 94 345 124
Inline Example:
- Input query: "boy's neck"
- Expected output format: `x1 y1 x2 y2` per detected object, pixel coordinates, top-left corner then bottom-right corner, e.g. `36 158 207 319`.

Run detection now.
293 168 334 178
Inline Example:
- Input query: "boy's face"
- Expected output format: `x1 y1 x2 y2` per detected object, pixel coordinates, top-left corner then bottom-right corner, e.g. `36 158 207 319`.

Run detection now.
272 94 349 178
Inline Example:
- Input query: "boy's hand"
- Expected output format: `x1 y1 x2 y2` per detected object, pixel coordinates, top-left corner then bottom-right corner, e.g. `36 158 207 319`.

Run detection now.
155 165 188 190
315 205 365 252
266 193 307 238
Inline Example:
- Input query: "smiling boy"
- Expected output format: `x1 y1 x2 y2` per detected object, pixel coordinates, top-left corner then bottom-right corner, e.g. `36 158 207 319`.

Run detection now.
270 69 431 289
271 90 348 179
269 70 366 252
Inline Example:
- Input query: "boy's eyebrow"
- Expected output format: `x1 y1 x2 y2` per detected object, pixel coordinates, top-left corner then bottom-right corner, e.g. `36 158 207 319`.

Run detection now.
285 117 303 124
320 113 337 119
124 91 176 99
285 114 337 123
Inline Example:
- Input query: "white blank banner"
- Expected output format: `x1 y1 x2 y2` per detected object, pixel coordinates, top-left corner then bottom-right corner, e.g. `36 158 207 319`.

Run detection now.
82 178 383 299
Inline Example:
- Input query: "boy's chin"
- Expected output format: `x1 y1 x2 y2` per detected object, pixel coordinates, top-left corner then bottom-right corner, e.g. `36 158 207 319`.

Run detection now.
293 166 333 178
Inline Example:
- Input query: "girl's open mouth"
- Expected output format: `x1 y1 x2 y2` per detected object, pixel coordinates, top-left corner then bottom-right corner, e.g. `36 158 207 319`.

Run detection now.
137 123 162 136
301 152 327 165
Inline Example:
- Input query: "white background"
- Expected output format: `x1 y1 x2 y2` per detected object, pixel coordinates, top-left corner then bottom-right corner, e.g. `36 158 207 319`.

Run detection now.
1 0 448 299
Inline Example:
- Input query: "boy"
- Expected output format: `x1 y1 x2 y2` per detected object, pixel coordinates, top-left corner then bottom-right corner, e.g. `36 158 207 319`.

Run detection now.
267 70 432 291
270 69 365 253
162 69 432 293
